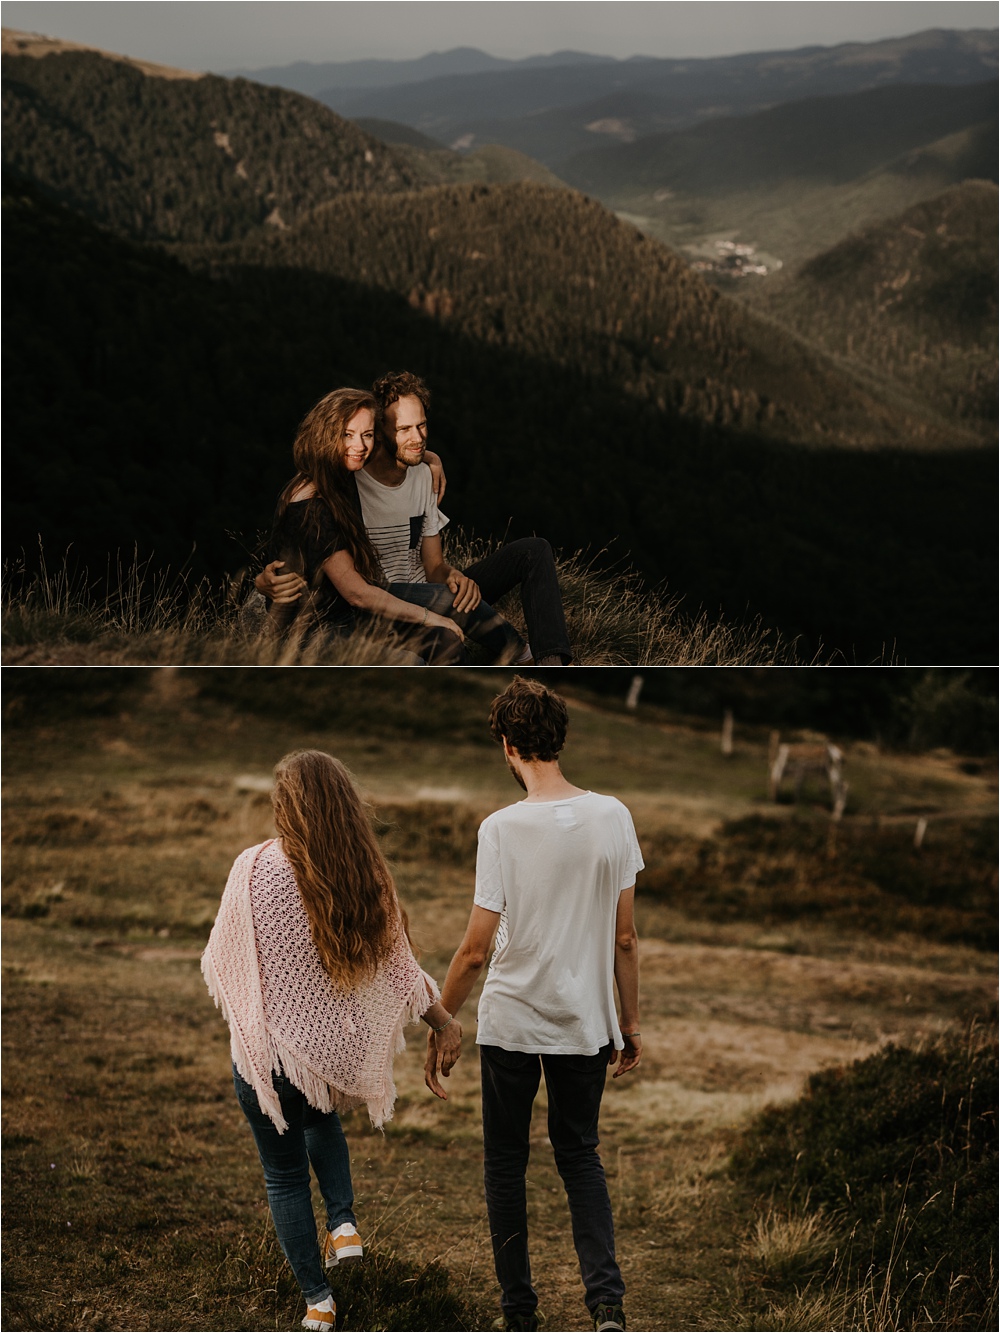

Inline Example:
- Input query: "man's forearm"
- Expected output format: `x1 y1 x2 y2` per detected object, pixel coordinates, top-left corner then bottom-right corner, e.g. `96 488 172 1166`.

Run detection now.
614 933 640 1029
439 945 487 1018
422 555 455 585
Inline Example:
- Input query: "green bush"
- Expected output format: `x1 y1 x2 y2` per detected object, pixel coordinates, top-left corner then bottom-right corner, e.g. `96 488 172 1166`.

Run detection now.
730 1032 998 1329
639 814 998 949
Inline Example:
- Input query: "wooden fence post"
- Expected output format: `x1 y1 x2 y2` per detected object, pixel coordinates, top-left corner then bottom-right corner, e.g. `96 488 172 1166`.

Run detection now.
721 708 734 756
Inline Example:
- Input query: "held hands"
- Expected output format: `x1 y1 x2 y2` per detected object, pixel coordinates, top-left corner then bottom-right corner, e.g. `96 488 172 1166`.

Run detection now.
446 571 481 614
256 561 307 605
609 1032 642 1079
424 1020 463 1100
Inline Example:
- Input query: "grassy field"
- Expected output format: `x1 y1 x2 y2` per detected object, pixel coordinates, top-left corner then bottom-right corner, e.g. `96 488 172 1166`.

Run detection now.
2 671 995 1331
1 541 802 668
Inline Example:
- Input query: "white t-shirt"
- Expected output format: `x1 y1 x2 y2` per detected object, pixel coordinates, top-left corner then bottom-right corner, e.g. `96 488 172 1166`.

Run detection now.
473 790 644 1056
355 464 449 585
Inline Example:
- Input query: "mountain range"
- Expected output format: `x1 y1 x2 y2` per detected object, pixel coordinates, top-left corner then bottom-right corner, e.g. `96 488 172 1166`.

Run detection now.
225 47 615 95
303 28 997 163
2 26 996 662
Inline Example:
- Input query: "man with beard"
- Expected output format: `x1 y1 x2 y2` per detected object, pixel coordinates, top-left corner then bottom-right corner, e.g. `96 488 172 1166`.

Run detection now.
259 371 573 665
424 676 642 1333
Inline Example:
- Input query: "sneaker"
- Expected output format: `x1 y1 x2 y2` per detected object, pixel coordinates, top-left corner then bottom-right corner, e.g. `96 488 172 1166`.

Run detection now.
302 1302 336 1331
322 1222 363 1268
593 1304 626 1332
492 1313 544 1331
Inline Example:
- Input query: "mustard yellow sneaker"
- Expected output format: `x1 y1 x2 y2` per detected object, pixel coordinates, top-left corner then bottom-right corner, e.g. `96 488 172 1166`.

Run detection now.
322 1222 363 1268
302 1299 336 1331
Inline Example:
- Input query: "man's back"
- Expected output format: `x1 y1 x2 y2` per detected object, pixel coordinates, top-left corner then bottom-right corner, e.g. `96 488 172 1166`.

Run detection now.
474 791 643 1055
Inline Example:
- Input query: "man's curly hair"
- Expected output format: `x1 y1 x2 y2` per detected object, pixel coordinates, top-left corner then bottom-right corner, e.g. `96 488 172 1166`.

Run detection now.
371 370 431 427
488 676 569 763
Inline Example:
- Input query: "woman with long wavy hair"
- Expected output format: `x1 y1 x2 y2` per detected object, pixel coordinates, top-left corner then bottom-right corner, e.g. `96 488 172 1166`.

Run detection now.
264 387 466 663
202 750 462 1332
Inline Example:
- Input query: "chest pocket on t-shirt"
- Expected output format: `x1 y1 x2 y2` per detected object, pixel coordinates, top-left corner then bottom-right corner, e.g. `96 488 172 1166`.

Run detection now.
409 516 423 550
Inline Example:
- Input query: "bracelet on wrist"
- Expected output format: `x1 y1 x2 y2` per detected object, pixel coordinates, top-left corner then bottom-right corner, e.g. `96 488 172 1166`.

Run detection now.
430 1015 454 1032
622 1030 641 1037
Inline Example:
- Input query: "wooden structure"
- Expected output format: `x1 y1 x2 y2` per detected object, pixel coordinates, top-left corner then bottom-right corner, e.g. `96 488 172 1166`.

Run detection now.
768 734 848 817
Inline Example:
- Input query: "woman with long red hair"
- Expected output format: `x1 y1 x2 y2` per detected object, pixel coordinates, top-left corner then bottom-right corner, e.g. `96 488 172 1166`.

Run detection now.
264 387 466 662
203 750 461 1332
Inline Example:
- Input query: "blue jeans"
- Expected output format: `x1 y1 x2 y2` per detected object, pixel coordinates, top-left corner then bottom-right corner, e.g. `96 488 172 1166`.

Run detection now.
233 1067 355 1303
388 582 526 664
479 1043 624 1321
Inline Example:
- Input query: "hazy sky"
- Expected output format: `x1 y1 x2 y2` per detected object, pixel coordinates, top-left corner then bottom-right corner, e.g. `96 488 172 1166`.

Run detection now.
3 1 996 68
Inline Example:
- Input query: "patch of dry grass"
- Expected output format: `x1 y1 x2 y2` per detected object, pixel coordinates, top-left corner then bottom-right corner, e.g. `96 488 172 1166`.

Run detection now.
2 537 804 665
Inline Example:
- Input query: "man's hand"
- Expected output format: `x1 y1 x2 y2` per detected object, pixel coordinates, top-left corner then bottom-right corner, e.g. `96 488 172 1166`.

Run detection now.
256 561 307 604
424 450 447 504
610 1033 642 1079
446 570 481 614
424 1021 463 1100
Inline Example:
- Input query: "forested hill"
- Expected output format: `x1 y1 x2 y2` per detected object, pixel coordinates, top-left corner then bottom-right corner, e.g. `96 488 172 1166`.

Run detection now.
1 48 420 242
203 181 982 450
561 80 998 197
743 182 998 432
6 180 995 662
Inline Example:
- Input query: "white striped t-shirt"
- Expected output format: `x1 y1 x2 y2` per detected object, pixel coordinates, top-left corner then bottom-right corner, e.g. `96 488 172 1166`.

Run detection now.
355 464 449 584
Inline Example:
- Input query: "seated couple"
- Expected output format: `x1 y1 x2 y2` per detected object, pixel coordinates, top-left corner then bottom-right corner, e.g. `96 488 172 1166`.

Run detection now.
256 371 572 665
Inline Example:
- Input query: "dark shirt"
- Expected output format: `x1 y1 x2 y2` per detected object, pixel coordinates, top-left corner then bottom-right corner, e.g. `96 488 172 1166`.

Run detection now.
266 484 366 626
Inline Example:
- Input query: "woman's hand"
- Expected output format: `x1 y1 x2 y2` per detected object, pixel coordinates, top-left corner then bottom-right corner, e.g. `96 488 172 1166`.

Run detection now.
424 450 447 504
256 561 307 604
426 611 464 641
424 1020 463 1099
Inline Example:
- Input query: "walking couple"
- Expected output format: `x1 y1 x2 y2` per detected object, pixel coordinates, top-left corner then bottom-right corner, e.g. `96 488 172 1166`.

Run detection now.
253 372 573 664
203 677 643 1332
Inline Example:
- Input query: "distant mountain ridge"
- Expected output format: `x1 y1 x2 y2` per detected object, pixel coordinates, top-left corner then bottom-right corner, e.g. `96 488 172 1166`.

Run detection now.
559 80 998 270
315 28 998 165
226 47 614 95
1 45 568 241
562 80 999 194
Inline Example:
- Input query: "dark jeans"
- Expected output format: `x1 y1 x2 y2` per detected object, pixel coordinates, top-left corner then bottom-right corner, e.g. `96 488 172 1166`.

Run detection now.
480 1043 624 1321
388 582 526 664
465 538 572 664
365 605 469 665
233 1067 355 1303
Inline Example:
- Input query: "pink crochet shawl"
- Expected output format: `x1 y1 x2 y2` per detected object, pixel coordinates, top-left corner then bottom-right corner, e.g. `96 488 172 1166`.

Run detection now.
202 840 438 1132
